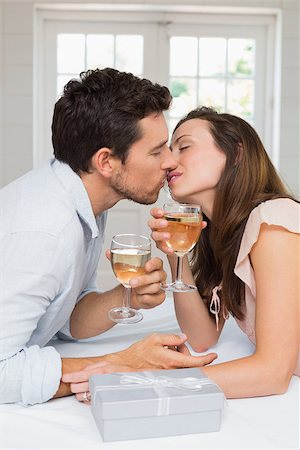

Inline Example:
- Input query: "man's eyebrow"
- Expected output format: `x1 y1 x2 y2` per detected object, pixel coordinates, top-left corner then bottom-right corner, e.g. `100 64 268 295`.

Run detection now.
150 139 169 152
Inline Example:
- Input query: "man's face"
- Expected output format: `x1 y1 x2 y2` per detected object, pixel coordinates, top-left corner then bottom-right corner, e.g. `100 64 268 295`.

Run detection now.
110 113 177 205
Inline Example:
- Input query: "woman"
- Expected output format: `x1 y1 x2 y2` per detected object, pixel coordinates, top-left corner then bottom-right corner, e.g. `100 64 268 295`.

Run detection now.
149 106 299 398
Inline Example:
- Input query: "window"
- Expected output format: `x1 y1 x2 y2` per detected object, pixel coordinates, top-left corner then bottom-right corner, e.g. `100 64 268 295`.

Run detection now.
56 33 144 97
169 36 256 130
35 6 277 165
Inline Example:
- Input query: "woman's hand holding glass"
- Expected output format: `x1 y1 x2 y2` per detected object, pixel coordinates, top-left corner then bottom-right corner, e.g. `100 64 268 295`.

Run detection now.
149 204 206 292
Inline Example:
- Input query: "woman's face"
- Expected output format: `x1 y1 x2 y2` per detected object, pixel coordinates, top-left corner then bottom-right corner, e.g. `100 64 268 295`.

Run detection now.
168 118 226 214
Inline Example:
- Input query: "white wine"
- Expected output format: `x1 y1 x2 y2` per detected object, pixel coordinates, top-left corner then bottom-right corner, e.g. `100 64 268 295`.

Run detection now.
164 213 202 256
111 248 151 288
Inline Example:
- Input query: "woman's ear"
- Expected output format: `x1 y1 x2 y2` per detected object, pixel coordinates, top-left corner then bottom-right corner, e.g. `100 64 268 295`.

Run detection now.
91 147 117 178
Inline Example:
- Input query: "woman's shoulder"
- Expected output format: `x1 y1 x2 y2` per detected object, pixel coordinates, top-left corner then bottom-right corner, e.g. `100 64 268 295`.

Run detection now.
234 198 299 285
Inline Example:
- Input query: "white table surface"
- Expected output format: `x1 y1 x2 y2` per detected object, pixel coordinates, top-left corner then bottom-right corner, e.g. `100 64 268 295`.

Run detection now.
0 300 299 450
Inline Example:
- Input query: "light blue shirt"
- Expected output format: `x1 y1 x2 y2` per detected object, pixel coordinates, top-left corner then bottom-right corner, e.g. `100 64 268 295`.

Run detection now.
0 159 107 405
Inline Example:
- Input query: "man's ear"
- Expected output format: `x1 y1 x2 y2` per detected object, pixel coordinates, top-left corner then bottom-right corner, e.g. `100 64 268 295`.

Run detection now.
91 147 119 178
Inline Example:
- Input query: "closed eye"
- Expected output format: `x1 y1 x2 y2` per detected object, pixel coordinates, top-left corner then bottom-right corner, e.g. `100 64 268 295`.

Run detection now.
179 146 190 152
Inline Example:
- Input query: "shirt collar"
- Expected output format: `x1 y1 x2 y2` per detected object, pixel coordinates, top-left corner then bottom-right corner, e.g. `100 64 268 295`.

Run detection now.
51 158 99 238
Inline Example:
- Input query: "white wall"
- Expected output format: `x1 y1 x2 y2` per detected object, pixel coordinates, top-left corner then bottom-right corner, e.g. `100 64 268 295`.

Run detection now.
0 0 299 197
0 1 3 185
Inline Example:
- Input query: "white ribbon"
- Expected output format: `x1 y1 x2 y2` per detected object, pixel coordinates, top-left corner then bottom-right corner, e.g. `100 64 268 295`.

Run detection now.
210 282 223 331
122 372 218 416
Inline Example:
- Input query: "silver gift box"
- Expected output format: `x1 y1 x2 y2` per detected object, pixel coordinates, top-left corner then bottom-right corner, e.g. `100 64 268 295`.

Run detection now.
89 367 225 442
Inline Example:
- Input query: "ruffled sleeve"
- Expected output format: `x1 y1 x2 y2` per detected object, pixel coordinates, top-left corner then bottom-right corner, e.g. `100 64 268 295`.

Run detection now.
234 198 300 295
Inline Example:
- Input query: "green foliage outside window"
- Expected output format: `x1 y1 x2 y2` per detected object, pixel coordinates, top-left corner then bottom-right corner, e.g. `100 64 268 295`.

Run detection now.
171 80 189 97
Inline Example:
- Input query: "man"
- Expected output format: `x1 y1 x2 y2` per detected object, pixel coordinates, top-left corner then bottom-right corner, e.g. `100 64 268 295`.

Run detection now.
0 68 216 406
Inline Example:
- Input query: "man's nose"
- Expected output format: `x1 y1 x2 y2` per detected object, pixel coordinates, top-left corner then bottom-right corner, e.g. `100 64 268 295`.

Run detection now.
161 146 178 170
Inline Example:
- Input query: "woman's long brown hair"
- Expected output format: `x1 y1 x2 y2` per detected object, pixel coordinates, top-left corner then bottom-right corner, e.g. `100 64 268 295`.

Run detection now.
173 107 296 320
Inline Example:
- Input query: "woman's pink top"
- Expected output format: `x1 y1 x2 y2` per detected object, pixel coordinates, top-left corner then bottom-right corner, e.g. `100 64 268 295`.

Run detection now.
233 198 300 376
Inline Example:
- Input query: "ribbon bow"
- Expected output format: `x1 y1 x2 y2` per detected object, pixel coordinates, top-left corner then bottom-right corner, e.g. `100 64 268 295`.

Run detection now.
119 374 212 391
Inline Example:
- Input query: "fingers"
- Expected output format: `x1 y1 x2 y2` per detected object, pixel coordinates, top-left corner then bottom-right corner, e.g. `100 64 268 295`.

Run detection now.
150 207 165 219
62 370 90 383
150 233 174 255
171 352 218 368
148 217 170 242
148 216 174 255
150 332 188 347
177 343 192 356
129 258 166 290
76 392 91 404
134 283 164 296
145 333 217 369
69 381 89 394
131 289 165 310
148 217 168 231
130 268 166 291
105 249 111 261
144 257 163 273
198 352 218 365
62 361 108 383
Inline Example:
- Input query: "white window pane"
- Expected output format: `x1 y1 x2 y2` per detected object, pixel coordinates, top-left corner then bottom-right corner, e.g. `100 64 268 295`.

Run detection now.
57 74 77 98
199 79 225 112
227 79 254 117
169 77 197 118
116 35 143 74
199 38 226 76
228 39 255 77
168 117 181 136
87 34 114 69
170 37 198 76
57 34 85 73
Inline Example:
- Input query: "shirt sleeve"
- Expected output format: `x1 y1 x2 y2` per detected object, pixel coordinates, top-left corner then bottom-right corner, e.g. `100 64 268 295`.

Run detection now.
0 231 67 405
0 346 62 405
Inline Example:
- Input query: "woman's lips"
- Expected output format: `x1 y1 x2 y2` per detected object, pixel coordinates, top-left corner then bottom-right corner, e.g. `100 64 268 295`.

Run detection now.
167 172 182 185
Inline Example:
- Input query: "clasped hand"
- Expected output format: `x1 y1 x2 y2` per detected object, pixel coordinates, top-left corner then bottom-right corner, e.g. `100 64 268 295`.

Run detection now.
62 333 217 404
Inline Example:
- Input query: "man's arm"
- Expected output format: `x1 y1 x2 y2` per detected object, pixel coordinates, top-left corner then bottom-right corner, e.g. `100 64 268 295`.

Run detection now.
69 285 123 338
56 333 218 399
70 257 166 339
53 355 105 398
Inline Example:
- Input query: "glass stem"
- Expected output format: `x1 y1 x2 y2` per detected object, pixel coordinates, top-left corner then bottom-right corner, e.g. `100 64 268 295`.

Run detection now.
123 287 131 311
175 255 184 285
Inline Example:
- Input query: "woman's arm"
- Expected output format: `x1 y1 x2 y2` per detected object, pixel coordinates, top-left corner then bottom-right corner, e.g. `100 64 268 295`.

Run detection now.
201 224 299 398
170 254 225 351
149 207 222 351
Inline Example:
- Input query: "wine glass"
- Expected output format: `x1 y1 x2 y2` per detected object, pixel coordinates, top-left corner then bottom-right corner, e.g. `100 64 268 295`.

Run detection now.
108 234 151 324
161 203 202 292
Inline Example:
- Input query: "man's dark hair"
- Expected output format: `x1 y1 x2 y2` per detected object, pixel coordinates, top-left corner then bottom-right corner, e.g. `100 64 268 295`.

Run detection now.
52 68 172 173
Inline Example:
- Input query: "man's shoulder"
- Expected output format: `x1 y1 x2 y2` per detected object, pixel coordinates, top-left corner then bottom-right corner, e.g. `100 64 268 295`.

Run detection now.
0 162 79 238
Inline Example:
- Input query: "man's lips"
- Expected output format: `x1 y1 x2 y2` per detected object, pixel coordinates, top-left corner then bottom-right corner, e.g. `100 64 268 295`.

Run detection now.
167 172 182 184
